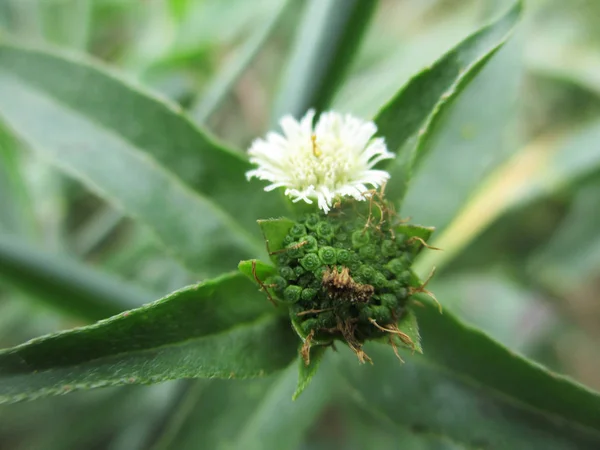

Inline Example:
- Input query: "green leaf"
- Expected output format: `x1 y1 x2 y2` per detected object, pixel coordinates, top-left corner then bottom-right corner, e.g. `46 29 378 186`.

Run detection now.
339 300 600 448
272 0 379 120
0 124 35 237
0 234 154 321
396 308 422 354
0 43 278 275
238 259 282 304
293 346 327 400
395 224 435 257
190 0 290 123
529 178 600 296
257 218 295 263
238 259 277 284
374 1 522 203
0 272 298 403
339 342 600 449
353 304 600 449
414 119 600 276
164 363 338 450
232 358 338 450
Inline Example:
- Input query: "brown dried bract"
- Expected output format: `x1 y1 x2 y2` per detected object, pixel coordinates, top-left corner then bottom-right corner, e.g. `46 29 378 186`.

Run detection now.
322 266 374 303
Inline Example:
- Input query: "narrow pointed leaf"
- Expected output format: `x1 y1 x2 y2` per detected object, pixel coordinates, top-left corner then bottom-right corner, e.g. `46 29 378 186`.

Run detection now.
374 1 522 203
273 0 379 119
191 0 290 123
0 43 275 275
238 259 282 304
0 272 298 403
395 308 422 354
293 346 327 400
339 300 600 448
238 259 277 283
0 125 35 237
257 218 295 263
0 234 154 321
233 359 338 450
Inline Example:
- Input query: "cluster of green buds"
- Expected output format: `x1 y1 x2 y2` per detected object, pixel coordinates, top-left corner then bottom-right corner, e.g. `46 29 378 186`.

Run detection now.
245 197 436 364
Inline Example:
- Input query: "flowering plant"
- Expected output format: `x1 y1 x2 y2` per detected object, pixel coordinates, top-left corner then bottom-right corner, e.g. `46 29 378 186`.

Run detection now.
1 1 600 448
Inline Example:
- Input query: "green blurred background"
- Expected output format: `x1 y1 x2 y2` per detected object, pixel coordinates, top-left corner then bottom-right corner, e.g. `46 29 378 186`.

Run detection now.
1 0 600 448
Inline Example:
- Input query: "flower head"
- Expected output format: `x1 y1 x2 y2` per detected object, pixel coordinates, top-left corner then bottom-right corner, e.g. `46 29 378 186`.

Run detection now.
246 110 395 213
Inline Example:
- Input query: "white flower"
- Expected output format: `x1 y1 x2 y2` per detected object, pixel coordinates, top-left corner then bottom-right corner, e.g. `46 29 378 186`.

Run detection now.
246 110 395 213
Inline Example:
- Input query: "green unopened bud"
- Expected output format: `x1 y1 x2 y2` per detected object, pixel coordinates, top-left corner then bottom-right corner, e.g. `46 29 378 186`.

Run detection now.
265 275 287 293
318 246 337 265
300 253 321 272
279 266 297 281
352 230 370 248
316 222 335 241
283 285 303 303
380 293 398 310
301 318 318 334
336 248 351 265
304 214 320 230
301 288 318 302
286 241 305 259
372 305 391 323
302 235 318 253
359 244 377 260
381 240 397 257
289 223 307 238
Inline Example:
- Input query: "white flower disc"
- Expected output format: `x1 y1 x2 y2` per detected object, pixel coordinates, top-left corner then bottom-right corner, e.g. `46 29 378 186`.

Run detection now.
246 110 395 213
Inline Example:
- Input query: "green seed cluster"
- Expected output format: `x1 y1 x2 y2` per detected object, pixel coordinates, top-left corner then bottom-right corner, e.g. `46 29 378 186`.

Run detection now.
266 212 417 343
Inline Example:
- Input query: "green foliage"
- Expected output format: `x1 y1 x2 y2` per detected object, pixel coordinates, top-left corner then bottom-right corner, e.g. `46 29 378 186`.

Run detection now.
1 1 600 448
0 273 297 403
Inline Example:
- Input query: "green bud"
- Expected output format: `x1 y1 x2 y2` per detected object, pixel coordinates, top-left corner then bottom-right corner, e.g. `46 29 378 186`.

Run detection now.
289 223 307 238
359 306 373 323
277 253 291 266
381 240 397 257
301 288 318 302
302 235 318 253
283 285 303 303
300 253 321 272
359 244 377 260
316 221 335 241
372 271 388 288
265 275 287 293
294 265 307 277
283 235 294 245
305 214 320 230
318 246 337 265
336 232 348 242
358 265 375 282
348 253 362 272
297 274 313 287
301 318 318 334
336 248 351 265
317 311 335 328
395 287 408 299
386 258 405 276
279 266 297 281
314 266 328 279
397 270 411 284
352 230 370 248
372 305 392 323
380 293 398 310
286 241 305 259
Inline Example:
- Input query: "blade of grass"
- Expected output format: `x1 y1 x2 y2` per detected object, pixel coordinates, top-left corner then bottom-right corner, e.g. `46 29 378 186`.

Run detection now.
191 0 291 124
272 0 378 121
